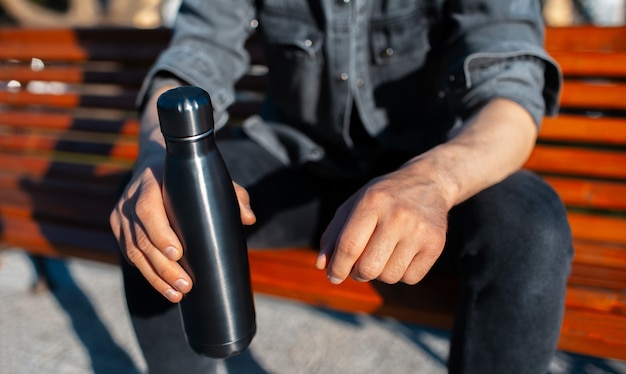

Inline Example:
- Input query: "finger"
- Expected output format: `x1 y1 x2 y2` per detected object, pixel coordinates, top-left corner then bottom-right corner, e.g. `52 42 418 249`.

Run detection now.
316 215 342 270
114 200 192 302
233 182 256 225
350 223 398 282
127 239 189 302
127 217 193 299
134 173 183 261
401 237 445 285
373 238 418 284
325 207 378 284
317 197 352 270
112 172 193 301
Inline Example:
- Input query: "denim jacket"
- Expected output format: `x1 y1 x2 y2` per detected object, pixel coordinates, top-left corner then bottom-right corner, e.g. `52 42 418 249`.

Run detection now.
141 0 561 169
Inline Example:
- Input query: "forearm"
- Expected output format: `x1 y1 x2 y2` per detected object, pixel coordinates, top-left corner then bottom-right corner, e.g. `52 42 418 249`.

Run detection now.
403 98 538 209
135 84 180 169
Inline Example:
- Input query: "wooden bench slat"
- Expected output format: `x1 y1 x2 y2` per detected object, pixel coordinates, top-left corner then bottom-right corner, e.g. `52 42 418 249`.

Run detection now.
250 248 384 312
565 285 626 315
0 172 119 202
0 153 132 180
539 115 626 145
0 44 165 62
0 187 116 227
0 27 172 45
545 26 626 52
0 90 138 110
0 111 139 135
568 212 626 245
0 65 149 86
525 144 626 179
552 51 626 77
559 80 626 110
0 130 138 162
559 308 626 361
572 240 626 269
544 176 626 211
569 263 626 290
0 214 119 260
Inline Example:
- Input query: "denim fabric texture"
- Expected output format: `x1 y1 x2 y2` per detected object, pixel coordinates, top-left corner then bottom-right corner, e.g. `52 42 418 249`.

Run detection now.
140 0 561 163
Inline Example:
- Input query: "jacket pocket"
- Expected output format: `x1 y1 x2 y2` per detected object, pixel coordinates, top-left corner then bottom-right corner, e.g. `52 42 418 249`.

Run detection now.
369 6 433 66
257 7 324 125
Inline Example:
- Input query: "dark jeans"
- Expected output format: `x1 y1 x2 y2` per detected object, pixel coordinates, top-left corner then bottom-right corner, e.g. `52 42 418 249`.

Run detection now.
120 136 573 374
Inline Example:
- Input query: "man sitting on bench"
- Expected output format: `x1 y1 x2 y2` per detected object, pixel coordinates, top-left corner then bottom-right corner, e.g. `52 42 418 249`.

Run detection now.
110 0 573 373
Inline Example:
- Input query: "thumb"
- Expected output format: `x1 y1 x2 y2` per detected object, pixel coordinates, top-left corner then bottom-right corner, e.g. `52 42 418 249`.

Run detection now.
233 182 256 225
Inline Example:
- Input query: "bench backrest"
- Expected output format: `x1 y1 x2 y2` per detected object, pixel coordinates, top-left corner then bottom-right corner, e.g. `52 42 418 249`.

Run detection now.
527 27 626 291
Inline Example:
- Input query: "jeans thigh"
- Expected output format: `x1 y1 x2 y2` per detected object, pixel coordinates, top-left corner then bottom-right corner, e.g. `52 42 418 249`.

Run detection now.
217 135 323 248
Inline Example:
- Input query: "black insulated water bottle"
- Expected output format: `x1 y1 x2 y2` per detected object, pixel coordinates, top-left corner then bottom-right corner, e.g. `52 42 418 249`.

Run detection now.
157 86 256 358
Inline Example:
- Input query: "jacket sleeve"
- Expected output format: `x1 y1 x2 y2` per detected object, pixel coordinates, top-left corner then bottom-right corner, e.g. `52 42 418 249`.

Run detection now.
443 0 562 128
137 0 257 129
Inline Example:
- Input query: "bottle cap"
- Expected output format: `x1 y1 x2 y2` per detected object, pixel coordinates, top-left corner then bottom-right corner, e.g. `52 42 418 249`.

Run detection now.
157 86 214 139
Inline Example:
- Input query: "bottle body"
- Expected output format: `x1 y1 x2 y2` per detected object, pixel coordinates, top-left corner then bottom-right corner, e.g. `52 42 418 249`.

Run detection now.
158 87 256 358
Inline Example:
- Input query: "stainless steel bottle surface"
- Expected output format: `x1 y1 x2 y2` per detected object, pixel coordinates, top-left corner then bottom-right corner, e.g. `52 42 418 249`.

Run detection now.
157 86 256 358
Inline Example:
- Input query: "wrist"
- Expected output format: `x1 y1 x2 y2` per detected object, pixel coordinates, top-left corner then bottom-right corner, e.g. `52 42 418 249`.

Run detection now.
400 150 462 210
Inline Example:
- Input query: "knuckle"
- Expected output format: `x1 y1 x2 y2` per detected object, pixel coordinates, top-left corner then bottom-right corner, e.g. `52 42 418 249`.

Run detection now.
134 194 153 218
155 265 178 282
401 272 424 285
362 186 392 205
354 264 380 281
399 272 422 286
134 232 153 254
109 207 118 226
378 269 403 284
335 238 362 259
125 248 144 266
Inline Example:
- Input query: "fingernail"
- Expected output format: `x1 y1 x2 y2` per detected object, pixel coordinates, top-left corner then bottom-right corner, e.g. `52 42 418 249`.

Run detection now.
174 278 190 293
164 246 179 260
328 276 343 285
164 288 180 302
315 253 327 270
246 205 256 218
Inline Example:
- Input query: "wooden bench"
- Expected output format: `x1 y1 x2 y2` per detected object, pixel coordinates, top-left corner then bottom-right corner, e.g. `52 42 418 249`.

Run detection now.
1 26 625 361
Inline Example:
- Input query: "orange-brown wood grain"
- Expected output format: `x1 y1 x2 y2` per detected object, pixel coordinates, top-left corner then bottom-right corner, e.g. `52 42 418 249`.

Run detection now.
568 212 626 245
559 81 626 110
559 308 626 360
572 240 626 269
0 111 140 135
545 26 626 52
0 131 138 161
543 176 626 210
565 285 626 315
552 51 626 77
539 115 626 145
525 145 626 179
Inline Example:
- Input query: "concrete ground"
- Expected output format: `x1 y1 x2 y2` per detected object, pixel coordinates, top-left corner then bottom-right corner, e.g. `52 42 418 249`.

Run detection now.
1 247 625 374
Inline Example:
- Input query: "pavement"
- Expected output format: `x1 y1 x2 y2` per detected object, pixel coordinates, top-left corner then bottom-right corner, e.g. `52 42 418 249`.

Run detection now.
1 247 625 374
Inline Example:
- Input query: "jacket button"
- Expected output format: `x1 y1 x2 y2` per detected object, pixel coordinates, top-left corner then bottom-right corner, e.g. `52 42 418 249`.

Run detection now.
337 72 349 81
380 48 394 58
